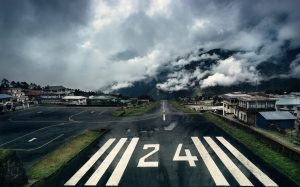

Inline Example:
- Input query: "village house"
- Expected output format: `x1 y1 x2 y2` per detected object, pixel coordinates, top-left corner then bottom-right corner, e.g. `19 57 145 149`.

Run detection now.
234 95 276 125
40 86 74 104
275 98 300 115
0 94 13 112
0 87 28 103
221 93 250 116
257 111 296 130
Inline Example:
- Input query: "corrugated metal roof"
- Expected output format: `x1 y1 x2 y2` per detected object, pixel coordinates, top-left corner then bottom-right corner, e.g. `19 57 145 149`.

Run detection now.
239 95 275 101
276 98 300 105
222 93 250 99
259 111 296 120
0 94 12 99
89 95 117 100
63 96 86 100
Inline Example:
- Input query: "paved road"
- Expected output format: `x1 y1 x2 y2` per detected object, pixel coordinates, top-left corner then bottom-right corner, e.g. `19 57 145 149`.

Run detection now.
0 101 295 186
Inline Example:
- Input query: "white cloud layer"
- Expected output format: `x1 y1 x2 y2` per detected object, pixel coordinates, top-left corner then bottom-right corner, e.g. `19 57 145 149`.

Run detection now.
0 0 299 91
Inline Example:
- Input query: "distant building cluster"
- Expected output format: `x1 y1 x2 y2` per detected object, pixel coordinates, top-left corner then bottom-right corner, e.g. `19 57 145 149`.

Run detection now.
222 92 300 130
0 85 151 113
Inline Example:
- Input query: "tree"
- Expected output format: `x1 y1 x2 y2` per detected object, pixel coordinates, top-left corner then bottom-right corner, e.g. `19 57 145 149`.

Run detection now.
20 81 29 89
10 81 17 88
1 78 10 88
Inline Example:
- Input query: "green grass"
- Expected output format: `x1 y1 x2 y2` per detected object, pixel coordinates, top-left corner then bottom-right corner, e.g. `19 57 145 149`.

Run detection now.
112 102 158 116
27 129 105 181
0 149 14 161
203 112 300 185
168 100 195 113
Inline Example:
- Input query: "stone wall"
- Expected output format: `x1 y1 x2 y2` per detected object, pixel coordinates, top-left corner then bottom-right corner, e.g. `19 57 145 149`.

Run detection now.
0 151 28 187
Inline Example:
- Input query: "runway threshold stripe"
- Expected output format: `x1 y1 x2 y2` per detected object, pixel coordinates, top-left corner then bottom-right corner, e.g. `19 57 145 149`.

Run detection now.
106 138 139 186
64 138 115 186
85 138 127 186
216 137 278 187
191 137 229 186
204 137 253 186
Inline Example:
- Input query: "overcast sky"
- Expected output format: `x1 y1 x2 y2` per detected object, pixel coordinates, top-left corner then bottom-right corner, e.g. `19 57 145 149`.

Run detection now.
0 0 299 91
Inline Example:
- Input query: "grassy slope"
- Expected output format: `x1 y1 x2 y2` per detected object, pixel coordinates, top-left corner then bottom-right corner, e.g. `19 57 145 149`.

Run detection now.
112 102 158 116
168 100 195 113
27 129 105 180
203 112 300 185
0 149 14 161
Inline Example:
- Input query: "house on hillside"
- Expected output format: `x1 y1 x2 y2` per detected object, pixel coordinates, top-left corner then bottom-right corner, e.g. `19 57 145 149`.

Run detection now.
62 96 87 105
235 95 276 125
221 93 250 116
0 87 28 103
24 89 42 101
257 111 296 130
41 86 74 104
0 94 13 112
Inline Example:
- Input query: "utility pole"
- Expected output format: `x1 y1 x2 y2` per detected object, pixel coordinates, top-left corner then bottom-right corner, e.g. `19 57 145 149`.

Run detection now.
255 79 258 127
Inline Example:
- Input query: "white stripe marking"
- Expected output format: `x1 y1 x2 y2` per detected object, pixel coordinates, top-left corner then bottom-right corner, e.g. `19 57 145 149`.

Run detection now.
163 114 166 121
85 138 127 186
64 138 115 186
216 137 278 187
191 137 229 186
28 138 37 142
106 138 139 186
204 137 253 186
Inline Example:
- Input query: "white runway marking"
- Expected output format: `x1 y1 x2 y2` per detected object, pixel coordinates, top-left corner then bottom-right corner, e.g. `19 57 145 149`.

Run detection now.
98 110 106 115
204 137 253 186
217 137 278 187
64 138 115 186
173 144 198 167
69 110 87 121
10 134 64 151
137 144 160 167
85 138 127 186
0 122 69 147
106 138 139 186
191 137 229 186
163 114 166 121
28 138 37 142
164 122 177 131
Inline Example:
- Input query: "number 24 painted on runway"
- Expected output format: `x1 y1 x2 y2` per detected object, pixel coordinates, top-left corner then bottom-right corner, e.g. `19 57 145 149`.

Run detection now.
137 144 198 167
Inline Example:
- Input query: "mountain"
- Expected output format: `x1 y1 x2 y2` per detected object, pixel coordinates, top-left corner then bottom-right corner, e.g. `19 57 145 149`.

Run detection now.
112 48 300 98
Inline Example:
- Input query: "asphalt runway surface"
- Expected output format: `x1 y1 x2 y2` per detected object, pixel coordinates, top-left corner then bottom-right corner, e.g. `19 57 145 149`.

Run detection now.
0 101 296 186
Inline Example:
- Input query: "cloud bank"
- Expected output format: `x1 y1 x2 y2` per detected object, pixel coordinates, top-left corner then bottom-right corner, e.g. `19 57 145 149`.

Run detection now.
0 0 299 91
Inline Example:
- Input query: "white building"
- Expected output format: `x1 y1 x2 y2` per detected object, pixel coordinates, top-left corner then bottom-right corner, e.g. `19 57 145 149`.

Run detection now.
41 86 74 104
1 88 28 103
62 96 87 105
0 94 13 112
221 93 250 116
235 95 276 125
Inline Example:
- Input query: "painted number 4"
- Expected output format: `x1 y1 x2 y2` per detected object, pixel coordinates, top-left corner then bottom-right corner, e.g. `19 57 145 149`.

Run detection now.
173 144 198 167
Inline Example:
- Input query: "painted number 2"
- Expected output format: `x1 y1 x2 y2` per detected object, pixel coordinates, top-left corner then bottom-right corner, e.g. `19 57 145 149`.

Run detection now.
137 144 159 167
173 144 198 167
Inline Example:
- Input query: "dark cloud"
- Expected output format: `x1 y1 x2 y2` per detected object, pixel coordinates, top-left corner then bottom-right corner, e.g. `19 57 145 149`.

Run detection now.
0 0 299 90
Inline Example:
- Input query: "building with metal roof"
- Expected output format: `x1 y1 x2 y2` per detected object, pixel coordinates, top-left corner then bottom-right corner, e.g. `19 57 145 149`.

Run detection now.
221 93 250 115
275 98 300 115
0 94 12 99
0 94 13 112
62 96 87 105
257 111 296 129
